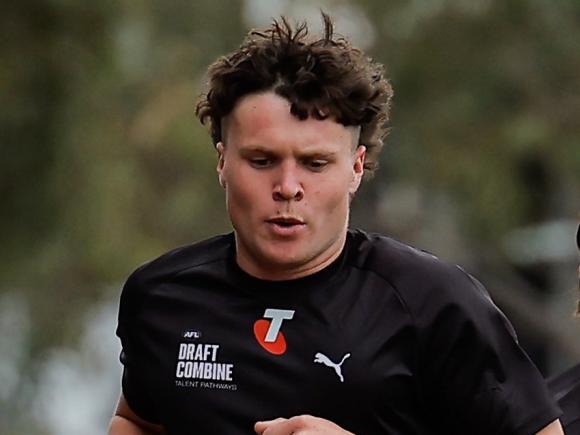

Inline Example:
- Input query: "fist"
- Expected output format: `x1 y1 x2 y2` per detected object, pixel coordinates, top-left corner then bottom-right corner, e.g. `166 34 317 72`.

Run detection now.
254 415 354 435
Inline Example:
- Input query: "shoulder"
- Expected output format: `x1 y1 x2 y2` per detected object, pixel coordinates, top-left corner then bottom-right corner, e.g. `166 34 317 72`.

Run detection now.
349 228 445 276
349 229 490 307
130 233 231 283
121 233 233 303
347 229 507 337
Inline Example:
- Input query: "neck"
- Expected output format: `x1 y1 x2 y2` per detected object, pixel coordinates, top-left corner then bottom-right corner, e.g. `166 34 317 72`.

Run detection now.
235 232 347 281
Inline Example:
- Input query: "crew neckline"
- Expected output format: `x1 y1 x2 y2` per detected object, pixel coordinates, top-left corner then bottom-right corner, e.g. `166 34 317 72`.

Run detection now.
226 232 353 293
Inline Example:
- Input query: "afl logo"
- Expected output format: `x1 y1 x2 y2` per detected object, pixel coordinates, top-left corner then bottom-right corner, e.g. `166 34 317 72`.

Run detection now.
182 330 202 339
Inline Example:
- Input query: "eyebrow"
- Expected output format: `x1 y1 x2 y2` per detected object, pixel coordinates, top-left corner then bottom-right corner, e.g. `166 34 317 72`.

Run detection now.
237 145 272 154
238 145 338 158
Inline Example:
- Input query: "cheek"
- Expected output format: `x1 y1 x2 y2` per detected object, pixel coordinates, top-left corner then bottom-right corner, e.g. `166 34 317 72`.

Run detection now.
313 182 350 213
227 184 253 209
225 172 265 211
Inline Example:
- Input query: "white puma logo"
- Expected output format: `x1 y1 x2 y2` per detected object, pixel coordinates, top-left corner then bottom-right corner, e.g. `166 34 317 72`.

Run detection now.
313 352 351 383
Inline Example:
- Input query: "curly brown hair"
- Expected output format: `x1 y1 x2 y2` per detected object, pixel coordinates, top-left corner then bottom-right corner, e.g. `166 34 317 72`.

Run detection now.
195 13 393 175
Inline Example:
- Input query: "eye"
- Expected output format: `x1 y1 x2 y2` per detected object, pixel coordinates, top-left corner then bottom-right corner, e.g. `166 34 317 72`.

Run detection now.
249 157 272 168
305 159 329 171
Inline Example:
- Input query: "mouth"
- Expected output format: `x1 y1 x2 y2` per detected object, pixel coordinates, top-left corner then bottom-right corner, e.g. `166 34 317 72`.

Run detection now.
266 217 306 229
266 216 306 233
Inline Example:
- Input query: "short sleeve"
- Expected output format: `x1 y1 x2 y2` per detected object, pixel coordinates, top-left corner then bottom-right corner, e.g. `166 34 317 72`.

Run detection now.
116 270 161 423
414 266 561 434
548 364 580 432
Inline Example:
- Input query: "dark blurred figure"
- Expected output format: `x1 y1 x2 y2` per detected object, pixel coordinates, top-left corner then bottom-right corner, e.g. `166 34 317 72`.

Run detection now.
548 223 580 434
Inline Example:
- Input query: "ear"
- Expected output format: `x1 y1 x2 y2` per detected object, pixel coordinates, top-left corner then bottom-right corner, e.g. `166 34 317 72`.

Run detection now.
216 142 226 188
349 145 366 195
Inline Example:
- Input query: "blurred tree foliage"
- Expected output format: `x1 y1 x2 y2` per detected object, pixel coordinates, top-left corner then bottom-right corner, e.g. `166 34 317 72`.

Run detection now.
1 0 579 432
373 0 580 237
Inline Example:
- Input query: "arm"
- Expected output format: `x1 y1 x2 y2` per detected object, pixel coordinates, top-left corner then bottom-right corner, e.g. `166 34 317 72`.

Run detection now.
254 415 354 435
108 394 165 435
535 419 564 435
253 416 564 435
412 266 563 433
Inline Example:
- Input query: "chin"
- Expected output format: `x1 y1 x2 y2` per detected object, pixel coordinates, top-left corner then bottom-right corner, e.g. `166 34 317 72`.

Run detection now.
264 249 303 265
261 247 308 268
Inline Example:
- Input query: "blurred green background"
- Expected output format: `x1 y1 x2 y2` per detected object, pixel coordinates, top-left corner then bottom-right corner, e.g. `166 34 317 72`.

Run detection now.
1 0 579 433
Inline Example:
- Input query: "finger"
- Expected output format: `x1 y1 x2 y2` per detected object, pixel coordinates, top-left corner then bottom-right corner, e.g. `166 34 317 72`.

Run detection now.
254 418 288 434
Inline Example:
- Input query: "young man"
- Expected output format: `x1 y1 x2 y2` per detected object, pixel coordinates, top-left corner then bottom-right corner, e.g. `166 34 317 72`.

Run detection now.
109 14 563 435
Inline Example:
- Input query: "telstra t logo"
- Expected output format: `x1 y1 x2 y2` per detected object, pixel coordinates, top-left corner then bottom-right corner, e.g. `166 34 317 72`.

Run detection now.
253 308 295 355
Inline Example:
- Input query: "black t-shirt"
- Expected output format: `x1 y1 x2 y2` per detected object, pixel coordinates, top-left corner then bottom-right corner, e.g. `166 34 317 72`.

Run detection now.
117 229 560 434
548 363 580 434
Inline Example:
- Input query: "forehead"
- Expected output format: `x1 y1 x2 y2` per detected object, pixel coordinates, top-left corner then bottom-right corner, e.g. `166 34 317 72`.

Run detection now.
224 92 358 149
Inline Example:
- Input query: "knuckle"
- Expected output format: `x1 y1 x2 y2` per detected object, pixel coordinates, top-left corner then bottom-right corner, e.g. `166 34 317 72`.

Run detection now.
289 414 315 428
289 415 308 427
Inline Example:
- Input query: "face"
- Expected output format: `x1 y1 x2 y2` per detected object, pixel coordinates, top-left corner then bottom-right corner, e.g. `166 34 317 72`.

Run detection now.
217 92 365 280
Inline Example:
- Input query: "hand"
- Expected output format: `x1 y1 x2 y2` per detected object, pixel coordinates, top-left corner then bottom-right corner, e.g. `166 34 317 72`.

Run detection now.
254 415 354 435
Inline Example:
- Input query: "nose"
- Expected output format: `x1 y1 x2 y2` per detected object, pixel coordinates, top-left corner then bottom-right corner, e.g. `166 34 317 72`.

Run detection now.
272 163 304 202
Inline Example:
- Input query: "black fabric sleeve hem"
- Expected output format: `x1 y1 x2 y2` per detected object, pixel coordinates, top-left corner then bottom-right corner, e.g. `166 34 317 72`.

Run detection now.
121 367 162 425
117 268 161 425
514 405 562 435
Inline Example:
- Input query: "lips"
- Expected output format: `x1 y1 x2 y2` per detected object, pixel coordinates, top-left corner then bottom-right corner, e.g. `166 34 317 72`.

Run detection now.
265 217 306 236
266 217 305 227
